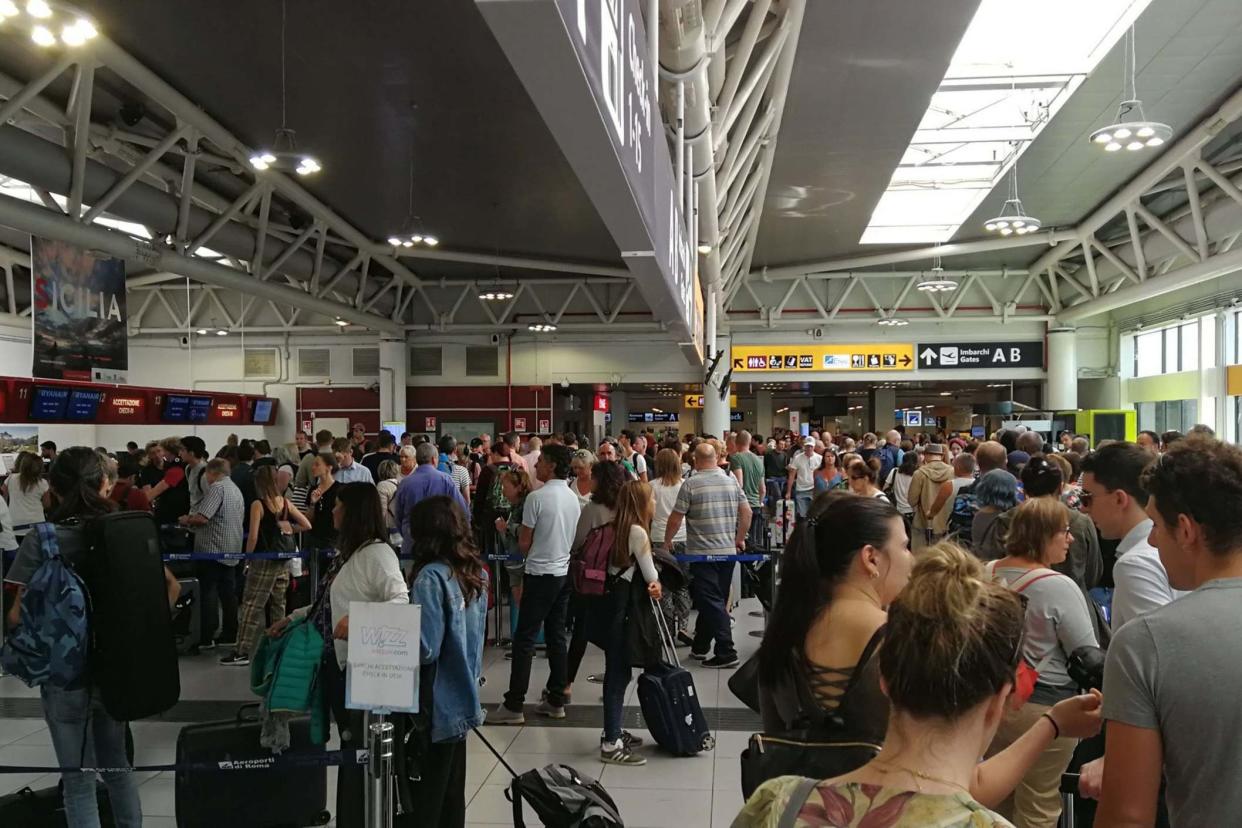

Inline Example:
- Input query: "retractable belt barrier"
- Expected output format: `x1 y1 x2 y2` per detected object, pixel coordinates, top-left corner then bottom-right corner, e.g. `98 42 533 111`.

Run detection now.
0 748 369 774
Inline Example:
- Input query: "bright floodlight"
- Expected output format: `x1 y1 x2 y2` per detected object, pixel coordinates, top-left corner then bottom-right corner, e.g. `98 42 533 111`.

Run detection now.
0 0 18 15
423 236 438 246
30 23 53 45
25 0 50 18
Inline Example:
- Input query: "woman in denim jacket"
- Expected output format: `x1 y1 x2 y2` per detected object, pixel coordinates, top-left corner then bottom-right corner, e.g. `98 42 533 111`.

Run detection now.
405 495 488 828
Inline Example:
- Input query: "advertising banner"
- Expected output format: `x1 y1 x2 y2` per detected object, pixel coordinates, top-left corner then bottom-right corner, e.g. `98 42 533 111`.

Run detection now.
31 237 127 382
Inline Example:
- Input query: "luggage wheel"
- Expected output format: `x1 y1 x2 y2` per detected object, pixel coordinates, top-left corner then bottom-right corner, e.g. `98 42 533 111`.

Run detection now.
701 734 716 752
312 810 331 825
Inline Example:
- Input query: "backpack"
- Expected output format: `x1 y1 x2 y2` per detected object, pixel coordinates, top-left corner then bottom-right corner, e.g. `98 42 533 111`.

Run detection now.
948 481 980 546
474 728 623 828
571 524 615 596
437 453 454 476
0 523 89 689
487 462 514 514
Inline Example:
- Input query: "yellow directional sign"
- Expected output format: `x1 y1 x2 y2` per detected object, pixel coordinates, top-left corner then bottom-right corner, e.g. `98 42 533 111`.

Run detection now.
730 343 916 372
684 394 738 408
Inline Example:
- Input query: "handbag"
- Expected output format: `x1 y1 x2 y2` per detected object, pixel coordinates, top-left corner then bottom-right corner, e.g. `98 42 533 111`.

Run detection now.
727 652 761 713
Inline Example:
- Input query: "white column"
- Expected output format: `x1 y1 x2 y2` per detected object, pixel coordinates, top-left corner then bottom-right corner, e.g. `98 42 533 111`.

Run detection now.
378 337 407 426
755 390 774 438
868 387 896 434
610 391 630 436
702 381 731 439
1046 327 1078 410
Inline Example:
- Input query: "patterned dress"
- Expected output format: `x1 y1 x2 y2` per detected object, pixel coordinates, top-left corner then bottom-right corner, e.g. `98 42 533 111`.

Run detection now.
733 777 1014 828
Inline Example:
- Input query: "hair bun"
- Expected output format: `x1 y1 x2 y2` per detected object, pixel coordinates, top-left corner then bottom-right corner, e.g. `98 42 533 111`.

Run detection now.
898 542 985 620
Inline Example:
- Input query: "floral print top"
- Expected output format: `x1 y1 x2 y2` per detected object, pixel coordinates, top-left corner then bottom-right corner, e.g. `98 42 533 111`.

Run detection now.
733 776 1014 828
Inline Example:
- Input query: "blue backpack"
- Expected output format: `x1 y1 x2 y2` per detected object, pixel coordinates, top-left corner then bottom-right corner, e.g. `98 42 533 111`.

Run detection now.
0 523 89 688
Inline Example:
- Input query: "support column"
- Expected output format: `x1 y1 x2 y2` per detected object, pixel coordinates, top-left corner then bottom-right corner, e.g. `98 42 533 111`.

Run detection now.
1208 310 1227 432
755 390 774 438
378 337 407 427
703 381 731 439
868 387 896 434
1046 327 1078 411
610 391 630 436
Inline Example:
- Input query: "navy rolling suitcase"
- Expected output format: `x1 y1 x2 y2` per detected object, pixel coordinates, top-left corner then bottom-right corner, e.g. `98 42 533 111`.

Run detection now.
175 703 330 828
636 602 714 756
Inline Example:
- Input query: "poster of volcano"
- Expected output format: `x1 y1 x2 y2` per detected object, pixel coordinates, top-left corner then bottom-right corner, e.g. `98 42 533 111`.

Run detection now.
31 237 128 382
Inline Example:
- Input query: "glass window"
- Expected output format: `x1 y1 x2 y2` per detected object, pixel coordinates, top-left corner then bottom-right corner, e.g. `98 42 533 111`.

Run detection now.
1137 401 1156 432
1202 315 1217 370
1165 328 1180 374
1135 331 1163 377
1181 322 1199 372
1183 399 1199 430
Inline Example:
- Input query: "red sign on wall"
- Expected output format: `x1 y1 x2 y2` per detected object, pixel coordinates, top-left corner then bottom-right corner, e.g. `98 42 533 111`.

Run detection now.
593 393 610 413
514 417 527 431
424 416 437 431
538 419 550 433
101 391 147 423
212 400 242 423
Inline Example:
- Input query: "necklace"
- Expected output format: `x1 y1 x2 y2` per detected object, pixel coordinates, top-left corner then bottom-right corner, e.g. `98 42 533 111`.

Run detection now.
871 756 970 795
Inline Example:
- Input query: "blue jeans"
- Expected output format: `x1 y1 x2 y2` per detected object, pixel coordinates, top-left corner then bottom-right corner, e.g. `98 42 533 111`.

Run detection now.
689 560 736 660
793 490 813 518
40 685 142 828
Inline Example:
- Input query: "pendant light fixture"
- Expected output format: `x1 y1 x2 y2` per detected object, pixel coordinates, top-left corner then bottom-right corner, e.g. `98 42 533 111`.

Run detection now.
250 0 322 176
984 143 1041 236
1090 25 1171 152
478 285 514 301
386 111 438 248
917 251 957 293
876 316 909 327
11 1 99 48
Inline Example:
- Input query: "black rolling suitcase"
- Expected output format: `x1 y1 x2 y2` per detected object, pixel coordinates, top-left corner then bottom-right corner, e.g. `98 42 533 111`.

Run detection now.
171 578 201 655
175 703 330 828
636 601 714 756
0 780 115 826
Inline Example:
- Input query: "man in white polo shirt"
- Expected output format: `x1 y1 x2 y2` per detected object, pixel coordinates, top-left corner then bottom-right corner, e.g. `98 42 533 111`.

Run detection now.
785 436 822 518
492 444 580 724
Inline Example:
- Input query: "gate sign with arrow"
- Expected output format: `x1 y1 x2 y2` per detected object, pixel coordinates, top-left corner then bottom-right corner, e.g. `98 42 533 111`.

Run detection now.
917 341 1043 370
730 343 915 372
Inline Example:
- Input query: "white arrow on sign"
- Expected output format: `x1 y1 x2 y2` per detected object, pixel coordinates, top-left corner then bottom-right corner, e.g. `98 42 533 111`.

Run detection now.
919 347 938 364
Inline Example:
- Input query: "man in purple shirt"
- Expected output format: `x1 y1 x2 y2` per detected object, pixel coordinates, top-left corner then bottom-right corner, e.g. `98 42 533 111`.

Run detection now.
395 443 470 556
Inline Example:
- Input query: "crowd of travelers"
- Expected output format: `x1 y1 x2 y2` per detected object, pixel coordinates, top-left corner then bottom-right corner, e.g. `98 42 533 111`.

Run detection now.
2 418 1237 827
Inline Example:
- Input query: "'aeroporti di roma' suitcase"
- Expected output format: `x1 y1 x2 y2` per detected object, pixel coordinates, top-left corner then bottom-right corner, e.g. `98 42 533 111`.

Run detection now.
636 603 714 757
174 703 330 828
171 578 201 655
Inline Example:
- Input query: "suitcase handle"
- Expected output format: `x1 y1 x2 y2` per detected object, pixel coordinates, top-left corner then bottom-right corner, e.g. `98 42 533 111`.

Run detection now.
650 597 681 669
236 703 262 724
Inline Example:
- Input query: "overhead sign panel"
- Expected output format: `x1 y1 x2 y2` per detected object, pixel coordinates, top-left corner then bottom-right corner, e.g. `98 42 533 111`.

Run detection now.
684 394 738 408
477 0 700 364
917 341 1043 370
731 344 915 373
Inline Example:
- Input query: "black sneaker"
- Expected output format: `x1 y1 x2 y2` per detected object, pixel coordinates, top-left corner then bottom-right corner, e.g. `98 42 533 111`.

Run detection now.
219 652 250 667
676 631 696 648
689 650 710 661
703 654 739 669
621 731 644 748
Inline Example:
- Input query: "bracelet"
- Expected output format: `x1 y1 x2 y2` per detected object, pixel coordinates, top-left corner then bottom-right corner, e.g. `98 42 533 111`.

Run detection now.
1041 712 1061 739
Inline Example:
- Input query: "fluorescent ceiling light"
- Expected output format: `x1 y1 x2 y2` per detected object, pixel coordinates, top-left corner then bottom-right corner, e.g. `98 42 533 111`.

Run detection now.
861 0 1152 245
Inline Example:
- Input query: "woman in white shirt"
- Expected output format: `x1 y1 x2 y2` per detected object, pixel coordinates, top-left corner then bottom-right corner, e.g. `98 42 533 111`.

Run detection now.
269 483 407 827
597 480 662 767
570 449 595 506
847 458 889 500
649 449 686 550
884 451 919 529
3 451 48 538
375 459 402 546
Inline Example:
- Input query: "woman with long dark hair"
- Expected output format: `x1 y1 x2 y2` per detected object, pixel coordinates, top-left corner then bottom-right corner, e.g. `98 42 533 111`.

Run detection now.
402 496 488 827
269 482 408 828
2 447 142 828
564 460 628 696
306 451 340 552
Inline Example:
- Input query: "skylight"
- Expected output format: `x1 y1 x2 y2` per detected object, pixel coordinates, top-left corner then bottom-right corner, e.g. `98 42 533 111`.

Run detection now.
860 0 1153 245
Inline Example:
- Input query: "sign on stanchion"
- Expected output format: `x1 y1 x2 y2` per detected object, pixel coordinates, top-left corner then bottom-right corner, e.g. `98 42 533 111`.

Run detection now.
347 601 421 828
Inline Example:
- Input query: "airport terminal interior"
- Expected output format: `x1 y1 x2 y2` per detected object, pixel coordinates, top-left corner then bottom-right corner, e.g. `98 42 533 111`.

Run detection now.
1 0 1242 826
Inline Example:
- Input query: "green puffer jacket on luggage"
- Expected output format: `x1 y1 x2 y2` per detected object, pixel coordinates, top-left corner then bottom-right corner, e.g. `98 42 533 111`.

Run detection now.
251 618 328 745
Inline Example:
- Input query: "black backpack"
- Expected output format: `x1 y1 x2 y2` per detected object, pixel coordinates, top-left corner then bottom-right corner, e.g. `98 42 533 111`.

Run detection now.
474 729 623 827
80 511 180 721
948 481 980 547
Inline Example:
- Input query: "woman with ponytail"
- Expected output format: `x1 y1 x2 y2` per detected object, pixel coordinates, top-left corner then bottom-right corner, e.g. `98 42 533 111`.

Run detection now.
3 447 142 828
742 540 1105 827
404 495 488 827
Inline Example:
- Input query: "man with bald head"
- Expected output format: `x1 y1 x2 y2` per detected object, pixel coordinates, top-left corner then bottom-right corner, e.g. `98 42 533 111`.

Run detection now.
1015 429 1045 456
663 442 751 668
975 440 1008 475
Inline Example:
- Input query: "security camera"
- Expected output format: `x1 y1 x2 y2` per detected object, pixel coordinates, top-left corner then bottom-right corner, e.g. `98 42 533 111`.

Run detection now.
119 101 146 127
490 333 502 346
560 378 570 389
179 335 189 347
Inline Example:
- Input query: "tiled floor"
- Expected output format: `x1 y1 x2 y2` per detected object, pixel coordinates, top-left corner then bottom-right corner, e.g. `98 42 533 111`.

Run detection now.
0 598 766 827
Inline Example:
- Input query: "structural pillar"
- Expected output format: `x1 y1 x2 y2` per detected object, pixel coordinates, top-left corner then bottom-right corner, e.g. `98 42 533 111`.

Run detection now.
610 390 630 436
1046 327 1078 411
703 381 731 439
868 386 896 434
755 390 774 438
378 336 408 427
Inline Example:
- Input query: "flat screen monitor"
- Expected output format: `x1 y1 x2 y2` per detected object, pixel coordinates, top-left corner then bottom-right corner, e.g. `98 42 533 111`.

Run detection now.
29 386 70 420
250 398 278 425
66 389 105 421
163 394 213 423
381 421 405 443
812 396 848 417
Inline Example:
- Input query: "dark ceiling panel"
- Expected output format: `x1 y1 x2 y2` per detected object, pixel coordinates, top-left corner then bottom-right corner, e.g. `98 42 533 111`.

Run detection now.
75 0 619 265
753 0 981 267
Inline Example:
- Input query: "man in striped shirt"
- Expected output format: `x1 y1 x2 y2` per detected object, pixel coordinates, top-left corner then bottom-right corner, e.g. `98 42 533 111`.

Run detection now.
662 442 751 668
179 458 245 649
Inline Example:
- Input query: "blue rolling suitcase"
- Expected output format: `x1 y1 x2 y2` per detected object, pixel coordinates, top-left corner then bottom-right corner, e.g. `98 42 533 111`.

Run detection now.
637 602 715 756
